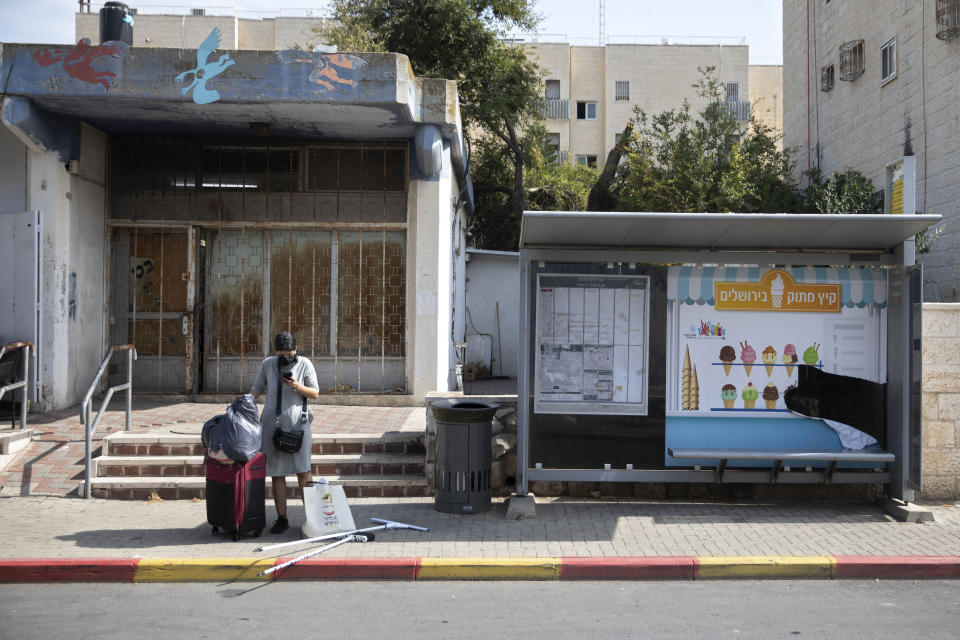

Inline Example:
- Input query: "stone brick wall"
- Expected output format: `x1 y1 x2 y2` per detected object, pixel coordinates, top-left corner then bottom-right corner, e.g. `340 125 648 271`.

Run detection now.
920 303 960 500
783 0 960 300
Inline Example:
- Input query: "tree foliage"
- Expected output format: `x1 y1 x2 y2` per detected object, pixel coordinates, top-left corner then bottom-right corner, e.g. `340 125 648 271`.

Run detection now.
612 68 801 213
316 0 544 229
470 124 599 250
802 167 882 214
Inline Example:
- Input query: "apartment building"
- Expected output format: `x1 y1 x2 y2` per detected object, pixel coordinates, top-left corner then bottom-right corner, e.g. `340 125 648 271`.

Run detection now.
76 5 329 50
519 39 775 167
749 64 784 139
783 0 960 301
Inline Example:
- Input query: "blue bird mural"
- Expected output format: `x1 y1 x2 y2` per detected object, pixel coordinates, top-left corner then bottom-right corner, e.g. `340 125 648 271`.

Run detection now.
175 28 235 105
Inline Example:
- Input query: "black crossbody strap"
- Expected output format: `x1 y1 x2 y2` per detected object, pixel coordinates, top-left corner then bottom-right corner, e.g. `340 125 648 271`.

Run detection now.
276 357 308 429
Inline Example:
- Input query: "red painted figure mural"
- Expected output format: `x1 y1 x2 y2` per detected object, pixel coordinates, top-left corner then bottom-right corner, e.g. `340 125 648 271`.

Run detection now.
33 39 129 88
277 51 367 92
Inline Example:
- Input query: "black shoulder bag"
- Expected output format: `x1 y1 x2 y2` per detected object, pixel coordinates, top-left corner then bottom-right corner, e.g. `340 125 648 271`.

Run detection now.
271 358 308 454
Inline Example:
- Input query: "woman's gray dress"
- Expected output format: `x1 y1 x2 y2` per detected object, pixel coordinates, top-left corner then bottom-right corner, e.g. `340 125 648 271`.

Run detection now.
251 356 319 477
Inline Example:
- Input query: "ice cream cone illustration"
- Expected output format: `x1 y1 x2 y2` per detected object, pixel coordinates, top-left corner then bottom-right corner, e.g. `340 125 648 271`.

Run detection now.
741 382 758 409
719 345 735 376
782 343 798 377
770 273 785 309
721 384 736 409
690 365 700 410
763 382 779 409
681 345 692 410
803 343 821 367
740 341 756 376
761 345 777 377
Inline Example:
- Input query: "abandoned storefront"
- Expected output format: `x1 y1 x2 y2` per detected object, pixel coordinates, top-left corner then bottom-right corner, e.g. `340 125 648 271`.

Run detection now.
0 40 470 410
108 139 409 394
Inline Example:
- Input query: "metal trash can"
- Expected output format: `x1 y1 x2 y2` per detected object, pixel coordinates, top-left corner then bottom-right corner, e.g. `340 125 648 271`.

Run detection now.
431 399 499 514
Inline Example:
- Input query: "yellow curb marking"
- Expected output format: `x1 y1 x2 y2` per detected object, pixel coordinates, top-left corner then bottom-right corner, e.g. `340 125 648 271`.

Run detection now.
698 556 836 579
418 557 561 580
134 558 275 582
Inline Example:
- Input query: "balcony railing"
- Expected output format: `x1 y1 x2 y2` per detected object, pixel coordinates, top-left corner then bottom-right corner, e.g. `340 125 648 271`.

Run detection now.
540 98 570 120
726 100 751 121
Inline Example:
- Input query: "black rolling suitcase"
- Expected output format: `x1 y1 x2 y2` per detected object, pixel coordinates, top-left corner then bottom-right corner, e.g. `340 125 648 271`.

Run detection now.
206 452 266 541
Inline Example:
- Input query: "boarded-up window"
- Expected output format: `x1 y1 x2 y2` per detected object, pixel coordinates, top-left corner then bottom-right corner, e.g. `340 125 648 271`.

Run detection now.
269 230 332 357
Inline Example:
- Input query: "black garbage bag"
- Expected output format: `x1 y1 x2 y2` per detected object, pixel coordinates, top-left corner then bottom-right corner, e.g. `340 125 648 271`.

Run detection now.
784 366 886 448
200 394 262 463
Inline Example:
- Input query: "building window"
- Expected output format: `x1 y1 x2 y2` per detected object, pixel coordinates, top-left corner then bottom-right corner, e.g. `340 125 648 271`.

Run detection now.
725 82 740 103
839 39 865 81
191 8 206 16
545 132 560 159
576 101 598 120
820 64 835 91
576 155 597 167
545 79 561 100
615 81 629 101
937 0 960 41
880 38 897 85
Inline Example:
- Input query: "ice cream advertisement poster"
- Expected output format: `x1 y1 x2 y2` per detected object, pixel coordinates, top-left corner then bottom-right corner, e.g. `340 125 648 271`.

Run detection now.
668 266 887 417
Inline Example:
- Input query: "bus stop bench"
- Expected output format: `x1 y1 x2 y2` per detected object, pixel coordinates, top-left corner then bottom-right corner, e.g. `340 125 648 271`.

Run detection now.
667 448 895 483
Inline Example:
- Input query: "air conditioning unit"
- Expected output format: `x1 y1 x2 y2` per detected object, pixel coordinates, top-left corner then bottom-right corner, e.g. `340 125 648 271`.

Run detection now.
191 8 206 17
937 0 959 41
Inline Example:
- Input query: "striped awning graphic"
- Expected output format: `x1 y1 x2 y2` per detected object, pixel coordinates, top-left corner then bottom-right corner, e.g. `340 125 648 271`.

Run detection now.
667 266 888 308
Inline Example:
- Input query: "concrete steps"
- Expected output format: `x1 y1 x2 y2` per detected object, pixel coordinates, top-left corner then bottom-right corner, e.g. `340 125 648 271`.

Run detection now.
0 428 33 473
88 430 428 499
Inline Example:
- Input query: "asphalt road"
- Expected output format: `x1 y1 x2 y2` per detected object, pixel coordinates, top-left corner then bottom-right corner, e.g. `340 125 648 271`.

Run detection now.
2 581 959 639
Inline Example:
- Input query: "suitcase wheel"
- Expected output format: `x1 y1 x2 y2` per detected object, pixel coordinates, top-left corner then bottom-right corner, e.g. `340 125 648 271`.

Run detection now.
254 530 262 537
232 532 240 542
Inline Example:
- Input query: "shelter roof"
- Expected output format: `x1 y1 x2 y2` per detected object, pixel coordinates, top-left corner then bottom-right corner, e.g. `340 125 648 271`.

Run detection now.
519 211 941 252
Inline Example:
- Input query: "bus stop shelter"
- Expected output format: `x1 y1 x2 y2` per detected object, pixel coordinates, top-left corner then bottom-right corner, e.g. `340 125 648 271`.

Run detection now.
515 211 941 503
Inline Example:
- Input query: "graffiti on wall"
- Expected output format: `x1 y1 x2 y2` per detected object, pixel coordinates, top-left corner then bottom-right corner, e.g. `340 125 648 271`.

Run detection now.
277 51 367 91
33 39 129 88
175 28 235 105
131 257 158 308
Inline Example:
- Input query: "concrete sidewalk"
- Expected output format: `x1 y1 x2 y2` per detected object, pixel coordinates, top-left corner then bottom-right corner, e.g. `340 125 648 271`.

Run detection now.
2 493 960 580
3 399 960 581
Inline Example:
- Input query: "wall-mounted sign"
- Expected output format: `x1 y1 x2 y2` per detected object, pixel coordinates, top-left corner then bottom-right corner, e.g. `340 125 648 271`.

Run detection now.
535 274 650 415
714 269 841 313
890 160 904 215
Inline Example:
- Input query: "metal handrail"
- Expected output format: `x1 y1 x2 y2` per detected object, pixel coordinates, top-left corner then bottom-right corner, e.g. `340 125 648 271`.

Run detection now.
0 341 34 429
81 344 137 499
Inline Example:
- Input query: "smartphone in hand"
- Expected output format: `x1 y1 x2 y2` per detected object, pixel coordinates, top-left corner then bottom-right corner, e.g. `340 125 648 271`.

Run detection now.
282 371 293 380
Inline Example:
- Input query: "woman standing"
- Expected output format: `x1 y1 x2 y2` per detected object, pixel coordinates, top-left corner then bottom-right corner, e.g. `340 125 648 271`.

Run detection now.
250 331 320 534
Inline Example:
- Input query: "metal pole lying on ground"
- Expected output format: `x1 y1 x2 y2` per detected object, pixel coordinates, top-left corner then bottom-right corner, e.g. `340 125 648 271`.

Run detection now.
257 534 373 577
253 517 430 554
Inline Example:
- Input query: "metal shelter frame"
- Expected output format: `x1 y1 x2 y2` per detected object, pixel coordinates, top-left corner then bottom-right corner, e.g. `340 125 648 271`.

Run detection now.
515 212 941 502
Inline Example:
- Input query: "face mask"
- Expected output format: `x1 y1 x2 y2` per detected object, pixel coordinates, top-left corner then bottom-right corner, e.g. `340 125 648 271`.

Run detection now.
278 354 298 367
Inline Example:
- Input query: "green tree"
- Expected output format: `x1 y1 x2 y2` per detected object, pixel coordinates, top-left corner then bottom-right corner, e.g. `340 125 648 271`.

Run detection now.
612 68 802 213
470 124 599 250
802 167 882 214
316 0 544 230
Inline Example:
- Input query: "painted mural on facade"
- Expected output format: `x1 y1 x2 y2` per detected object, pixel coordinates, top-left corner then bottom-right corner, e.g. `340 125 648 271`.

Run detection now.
277 51 367 91
33 39 129 88
175 28 235 105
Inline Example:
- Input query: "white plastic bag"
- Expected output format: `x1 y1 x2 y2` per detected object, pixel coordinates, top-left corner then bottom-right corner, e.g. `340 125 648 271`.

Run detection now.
302 480 356 538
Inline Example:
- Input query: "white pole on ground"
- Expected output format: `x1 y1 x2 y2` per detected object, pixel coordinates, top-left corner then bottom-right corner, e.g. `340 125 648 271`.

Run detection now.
253 518 429 553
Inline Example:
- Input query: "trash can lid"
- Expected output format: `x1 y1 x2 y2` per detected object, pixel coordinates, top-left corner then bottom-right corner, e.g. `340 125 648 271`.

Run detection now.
429 398 499 423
